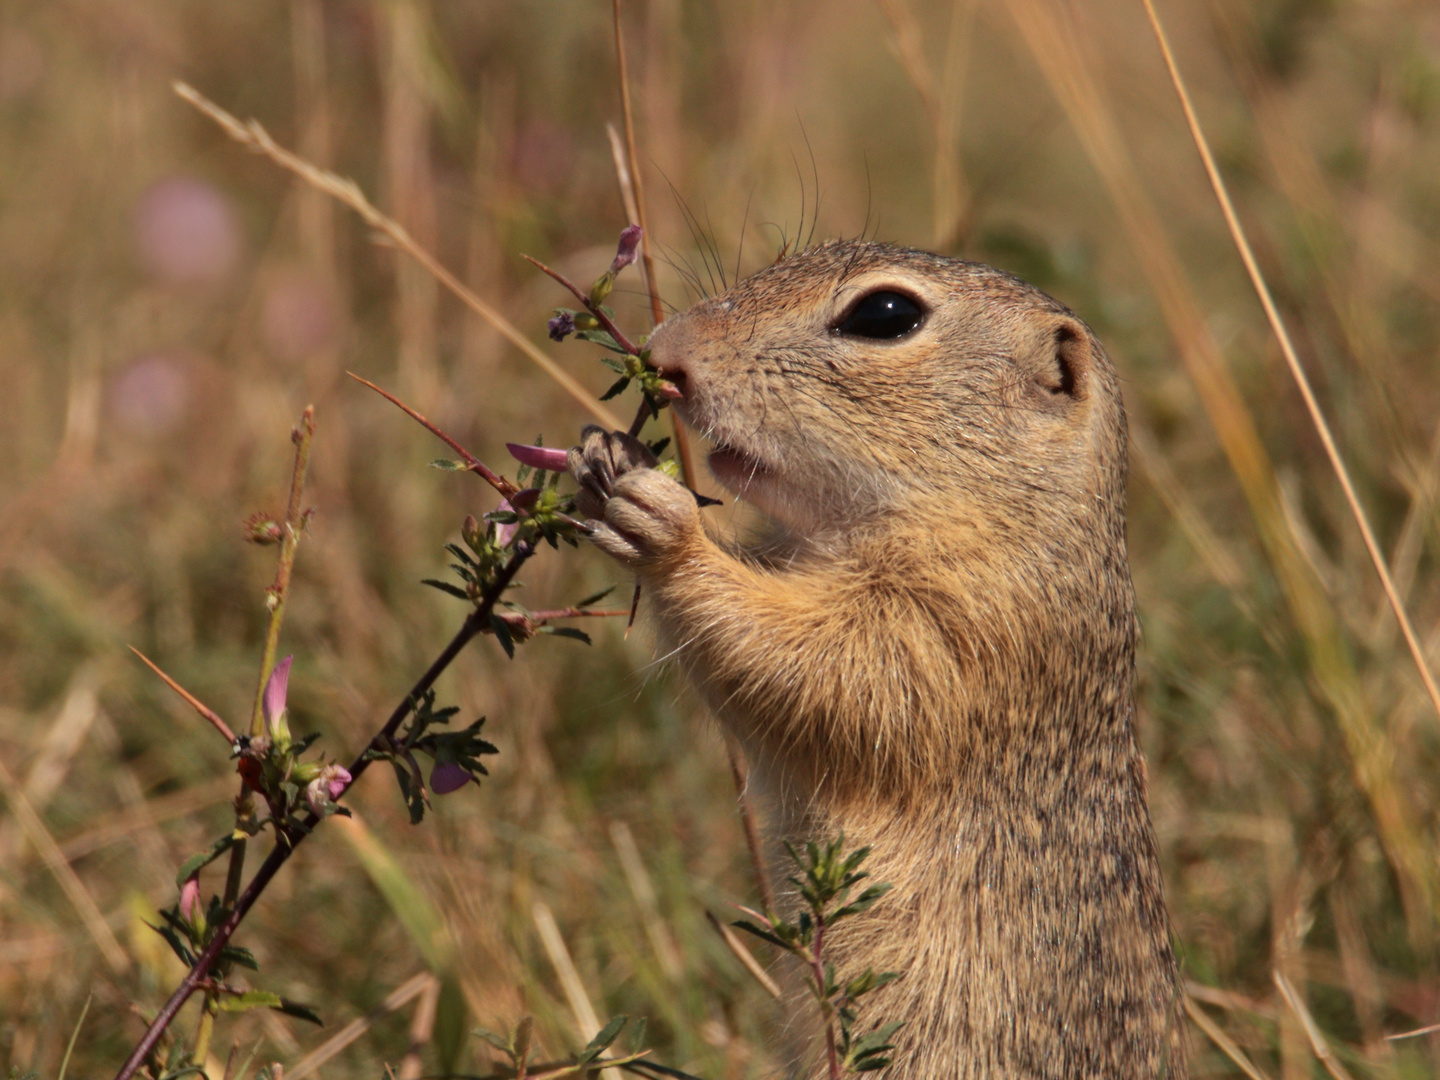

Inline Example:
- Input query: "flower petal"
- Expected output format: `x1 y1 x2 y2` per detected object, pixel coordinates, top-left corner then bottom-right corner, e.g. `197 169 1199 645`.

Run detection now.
506 443 570 472
262 656 293 733
430 761 473 794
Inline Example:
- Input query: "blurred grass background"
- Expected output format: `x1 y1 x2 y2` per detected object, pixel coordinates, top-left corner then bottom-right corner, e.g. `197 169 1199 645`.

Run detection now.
1 0 1439 1076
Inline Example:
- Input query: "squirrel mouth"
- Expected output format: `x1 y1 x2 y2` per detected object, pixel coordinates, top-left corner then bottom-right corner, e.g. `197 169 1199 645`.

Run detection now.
707 440 773 492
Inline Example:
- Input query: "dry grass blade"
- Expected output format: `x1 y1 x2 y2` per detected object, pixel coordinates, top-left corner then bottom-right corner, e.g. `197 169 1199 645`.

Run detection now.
1387 1021 1440 1041
397 975 441 1080
1004 0 1435 938
610 821 684 981
532 901 621 1080
1273 971 1358 1080
705 910 781 1000
1183 995 1273 1080
286 972 434 1080
128 646 236 744
172 81 621 430
1138 0 1440 736
0 756 129 974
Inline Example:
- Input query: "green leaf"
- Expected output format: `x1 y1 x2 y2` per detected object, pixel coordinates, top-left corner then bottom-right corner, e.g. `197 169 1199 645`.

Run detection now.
574 328 629 355
574 585 616 609
490 614 516 658
730 919 791 951
217 944 259 971
216 990 283 1013
429 459 469 471
434 975 468 1076
147 919 196 968
628 1015 648 1053
542 626 592 645
176 834 238 887
391 760 426 825
472 1026 512 1054
833 882 893 920
577 1015 627 1064
422 578 471 601
599 375 631 400
275 998 325 1026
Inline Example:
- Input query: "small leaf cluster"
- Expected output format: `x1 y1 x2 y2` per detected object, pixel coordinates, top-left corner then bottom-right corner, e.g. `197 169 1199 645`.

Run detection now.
577 329 676 420
734 838 903 1075
232 728 340 840
364 688 498 824
149 882 321 1033
474 1014 700 1080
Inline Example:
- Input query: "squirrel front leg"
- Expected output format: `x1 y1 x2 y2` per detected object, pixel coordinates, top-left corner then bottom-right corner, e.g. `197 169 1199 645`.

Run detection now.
569 427 952 776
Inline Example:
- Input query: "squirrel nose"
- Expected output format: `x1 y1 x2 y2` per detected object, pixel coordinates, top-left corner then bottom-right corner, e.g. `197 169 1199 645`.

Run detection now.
656 362 688 399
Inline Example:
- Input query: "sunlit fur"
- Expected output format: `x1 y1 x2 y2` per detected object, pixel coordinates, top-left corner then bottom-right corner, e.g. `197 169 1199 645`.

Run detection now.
574 240 1185 1078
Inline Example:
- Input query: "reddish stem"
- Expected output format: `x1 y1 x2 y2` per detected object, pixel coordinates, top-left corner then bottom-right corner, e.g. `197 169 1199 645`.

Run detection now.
347 373 519 498
522 254 642 357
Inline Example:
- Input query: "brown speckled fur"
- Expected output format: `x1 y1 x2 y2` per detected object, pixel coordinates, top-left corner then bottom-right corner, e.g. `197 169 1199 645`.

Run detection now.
568 241 1185 1078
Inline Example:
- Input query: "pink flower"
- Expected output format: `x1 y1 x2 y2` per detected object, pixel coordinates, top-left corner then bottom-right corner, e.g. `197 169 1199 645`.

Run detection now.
262 656 293 741
506 443 570 472
430 761 473 794
305 762 352 817
179 874 202 925
609 225 643 275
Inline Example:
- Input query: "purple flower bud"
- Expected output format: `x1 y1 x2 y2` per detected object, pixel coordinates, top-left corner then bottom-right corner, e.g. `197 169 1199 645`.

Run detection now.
609 225 643 275
430 761 473 794
262 656 293 737
548 311 576 342
179 874 202 924
506 443 571 472
305 762 352 816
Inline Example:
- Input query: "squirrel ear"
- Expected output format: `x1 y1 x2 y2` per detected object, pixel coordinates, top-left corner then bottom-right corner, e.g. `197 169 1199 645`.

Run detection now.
1031 318 1089 402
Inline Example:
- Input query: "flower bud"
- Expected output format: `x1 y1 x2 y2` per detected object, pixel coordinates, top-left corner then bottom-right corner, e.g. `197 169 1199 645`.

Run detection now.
262 656 293 744
462 514 485 552
244 513 284 545
305 762 352 817
548 311 576 342
609 225 642 275
179 874 203 930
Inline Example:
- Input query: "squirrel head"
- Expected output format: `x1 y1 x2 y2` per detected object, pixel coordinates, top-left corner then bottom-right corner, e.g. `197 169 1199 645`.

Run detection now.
648 240 1129 565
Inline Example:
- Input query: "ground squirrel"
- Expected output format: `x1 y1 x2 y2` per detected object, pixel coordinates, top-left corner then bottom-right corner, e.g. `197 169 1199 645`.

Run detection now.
569 240 1185 1078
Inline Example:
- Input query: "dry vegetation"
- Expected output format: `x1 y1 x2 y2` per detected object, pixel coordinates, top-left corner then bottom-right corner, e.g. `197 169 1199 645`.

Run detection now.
2 0 1439 1076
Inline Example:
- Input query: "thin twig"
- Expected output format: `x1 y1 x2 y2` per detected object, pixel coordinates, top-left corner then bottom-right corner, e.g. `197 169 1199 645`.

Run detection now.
609 0 699 486
172 81 621 430
705 911 781 999
128 647 236 744
250 404 316 737
347 372 517 497
112 546 533 1080
1139 0 1440 729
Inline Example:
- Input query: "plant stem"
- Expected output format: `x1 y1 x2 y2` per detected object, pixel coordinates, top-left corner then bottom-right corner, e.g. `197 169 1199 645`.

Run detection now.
113 546 532 1080
250 405 316 737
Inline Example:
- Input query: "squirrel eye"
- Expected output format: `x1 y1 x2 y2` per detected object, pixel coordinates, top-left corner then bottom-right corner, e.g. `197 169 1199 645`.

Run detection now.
835 290 925 339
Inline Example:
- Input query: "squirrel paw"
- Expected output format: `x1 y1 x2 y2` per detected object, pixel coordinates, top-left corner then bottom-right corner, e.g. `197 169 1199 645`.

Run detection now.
568 425 700 569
